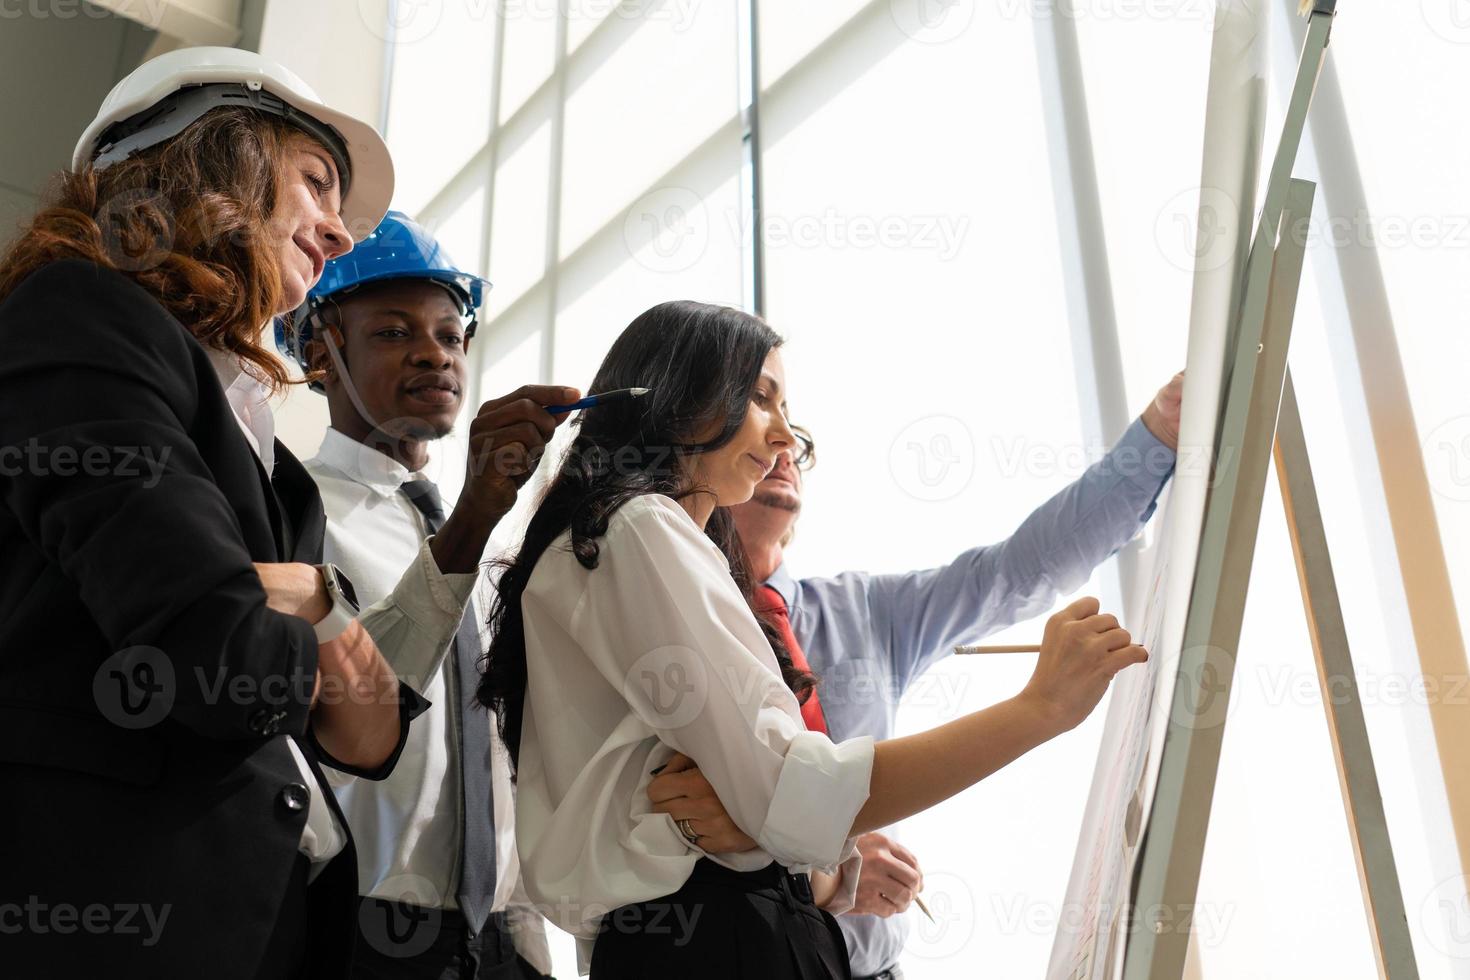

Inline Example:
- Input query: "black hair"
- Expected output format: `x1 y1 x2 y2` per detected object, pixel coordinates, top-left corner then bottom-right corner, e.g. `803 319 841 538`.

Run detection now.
475 299 817 773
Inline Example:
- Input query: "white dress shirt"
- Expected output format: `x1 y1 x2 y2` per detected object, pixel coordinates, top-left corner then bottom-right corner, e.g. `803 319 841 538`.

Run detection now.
516 493 874 971
305 427 548 971
206 349 346 879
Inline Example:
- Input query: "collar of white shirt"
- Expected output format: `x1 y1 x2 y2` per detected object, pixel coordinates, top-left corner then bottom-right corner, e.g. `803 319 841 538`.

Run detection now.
313 425 432 499
205 347 276 477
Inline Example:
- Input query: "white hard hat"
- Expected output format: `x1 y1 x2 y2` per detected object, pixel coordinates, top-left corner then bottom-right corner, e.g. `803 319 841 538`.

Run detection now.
73 46 393 242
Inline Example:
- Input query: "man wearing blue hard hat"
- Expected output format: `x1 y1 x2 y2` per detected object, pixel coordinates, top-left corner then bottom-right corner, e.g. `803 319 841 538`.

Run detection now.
287 211 576 979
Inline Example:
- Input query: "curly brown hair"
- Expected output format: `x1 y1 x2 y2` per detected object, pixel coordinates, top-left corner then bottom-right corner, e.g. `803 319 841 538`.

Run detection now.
0 107 320 392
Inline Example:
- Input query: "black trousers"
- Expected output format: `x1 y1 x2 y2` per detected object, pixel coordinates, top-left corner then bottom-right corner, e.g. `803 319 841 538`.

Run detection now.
351 900 541 980
589 860 853 980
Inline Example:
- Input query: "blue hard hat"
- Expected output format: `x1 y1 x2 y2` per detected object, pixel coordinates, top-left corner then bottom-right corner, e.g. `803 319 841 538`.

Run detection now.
285 210 491 383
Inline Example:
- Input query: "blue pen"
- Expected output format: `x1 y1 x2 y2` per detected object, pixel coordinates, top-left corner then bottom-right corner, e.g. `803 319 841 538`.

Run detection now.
547 387 652 415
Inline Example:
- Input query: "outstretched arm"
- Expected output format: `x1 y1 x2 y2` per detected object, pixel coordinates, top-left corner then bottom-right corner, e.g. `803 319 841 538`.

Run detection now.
864 373 1182 692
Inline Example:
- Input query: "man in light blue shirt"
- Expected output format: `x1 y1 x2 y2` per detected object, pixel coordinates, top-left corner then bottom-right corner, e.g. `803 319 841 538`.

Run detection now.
725 375 1182 980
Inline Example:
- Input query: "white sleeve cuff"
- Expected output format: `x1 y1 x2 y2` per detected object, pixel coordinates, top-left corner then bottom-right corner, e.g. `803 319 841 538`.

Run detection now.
354 538 480 685
821 849 864 915
758 732 874 872
387 537 477 630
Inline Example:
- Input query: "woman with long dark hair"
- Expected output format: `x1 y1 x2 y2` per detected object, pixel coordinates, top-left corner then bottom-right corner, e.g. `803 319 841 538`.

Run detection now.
478 300 1145 978
0 48 419 980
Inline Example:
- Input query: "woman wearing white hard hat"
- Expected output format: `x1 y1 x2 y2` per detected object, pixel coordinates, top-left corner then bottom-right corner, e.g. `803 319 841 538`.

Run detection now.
0 47 422 980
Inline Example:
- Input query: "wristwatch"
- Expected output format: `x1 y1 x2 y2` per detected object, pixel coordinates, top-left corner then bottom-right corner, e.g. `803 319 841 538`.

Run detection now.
314 563 360 643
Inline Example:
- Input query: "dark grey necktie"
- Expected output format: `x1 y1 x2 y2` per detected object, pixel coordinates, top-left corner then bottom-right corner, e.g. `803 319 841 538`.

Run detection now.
400 478 497 933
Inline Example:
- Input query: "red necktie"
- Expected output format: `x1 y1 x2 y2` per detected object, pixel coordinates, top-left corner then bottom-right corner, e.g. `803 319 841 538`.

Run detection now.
758 585 828 735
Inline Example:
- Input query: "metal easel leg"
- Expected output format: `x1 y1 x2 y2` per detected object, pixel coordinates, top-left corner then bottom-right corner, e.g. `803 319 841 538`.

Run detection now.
1274 372 1420 979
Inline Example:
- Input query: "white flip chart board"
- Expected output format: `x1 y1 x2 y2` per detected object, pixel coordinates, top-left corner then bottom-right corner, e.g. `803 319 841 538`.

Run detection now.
1046 3 1269 976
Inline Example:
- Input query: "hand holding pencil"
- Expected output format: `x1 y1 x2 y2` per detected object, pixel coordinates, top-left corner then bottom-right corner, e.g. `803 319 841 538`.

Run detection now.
1018 596 1148 733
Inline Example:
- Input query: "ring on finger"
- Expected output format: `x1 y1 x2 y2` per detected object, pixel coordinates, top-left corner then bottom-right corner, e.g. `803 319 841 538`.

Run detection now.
677 818 700 844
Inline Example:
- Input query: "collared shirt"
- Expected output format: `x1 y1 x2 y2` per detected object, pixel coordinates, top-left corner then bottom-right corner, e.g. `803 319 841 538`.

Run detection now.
515 493 875 974
205 348 346 878
766 417 1176 976
304 427 542 965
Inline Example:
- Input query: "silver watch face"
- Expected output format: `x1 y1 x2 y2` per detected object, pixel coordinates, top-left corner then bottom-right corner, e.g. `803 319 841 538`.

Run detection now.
326 564 360 613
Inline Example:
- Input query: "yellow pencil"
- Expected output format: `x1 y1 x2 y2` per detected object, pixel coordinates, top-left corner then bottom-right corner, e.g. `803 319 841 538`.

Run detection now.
953 643 1042 655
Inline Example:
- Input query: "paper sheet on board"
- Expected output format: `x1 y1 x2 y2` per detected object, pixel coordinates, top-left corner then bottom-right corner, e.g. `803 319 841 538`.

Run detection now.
1045 2 1268 976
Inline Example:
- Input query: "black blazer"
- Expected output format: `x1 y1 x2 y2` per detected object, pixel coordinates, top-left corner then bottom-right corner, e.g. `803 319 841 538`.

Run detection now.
0 259 425 979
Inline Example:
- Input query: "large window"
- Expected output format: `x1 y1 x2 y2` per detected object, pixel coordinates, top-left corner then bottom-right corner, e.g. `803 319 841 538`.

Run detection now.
377 2 1467 976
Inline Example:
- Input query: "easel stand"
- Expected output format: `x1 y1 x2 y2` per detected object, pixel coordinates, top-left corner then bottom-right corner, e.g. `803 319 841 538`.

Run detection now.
1122 3 1420 978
